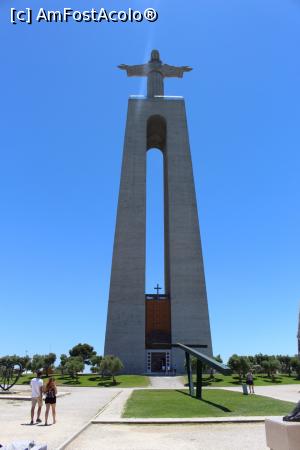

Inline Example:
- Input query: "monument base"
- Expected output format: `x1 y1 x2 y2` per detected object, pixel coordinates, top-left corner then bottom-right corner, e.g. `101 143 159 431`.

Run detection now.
265 417 300 450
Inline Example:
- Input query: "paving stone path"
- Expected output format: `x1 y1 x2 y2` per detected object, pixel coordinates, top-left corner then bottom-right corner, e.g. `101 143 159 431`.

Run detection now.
149 375 184 389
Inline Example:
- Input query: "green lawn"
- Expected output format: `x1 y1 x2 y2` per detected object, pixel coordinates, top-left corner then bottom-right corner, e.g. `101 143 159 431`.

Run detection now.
18 373 149 388
183 373 300 387
123 389 295 418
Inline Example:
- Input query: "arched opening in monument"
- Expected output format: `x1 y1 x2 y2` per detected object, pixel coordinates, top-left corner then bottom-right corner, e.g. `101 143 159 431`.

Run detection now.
145 116 171 360
146 148 165 294
146 115 167 294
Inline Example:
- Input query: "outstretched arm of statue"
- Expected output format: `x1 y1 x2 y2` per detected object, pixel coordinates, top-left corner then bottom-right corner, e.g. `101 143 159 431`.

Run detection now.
118 64 149 77
162 64 193 78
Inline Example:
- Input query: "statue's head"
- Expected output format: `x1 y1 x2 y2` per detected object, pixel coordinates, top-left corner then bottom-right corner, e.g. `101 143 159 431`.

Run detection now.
150 50 161 63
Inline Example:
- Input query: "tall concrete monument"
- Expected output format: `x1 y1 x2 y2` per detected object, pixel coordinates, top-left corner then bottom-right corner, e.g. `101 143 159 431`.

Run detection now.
104 50 212 374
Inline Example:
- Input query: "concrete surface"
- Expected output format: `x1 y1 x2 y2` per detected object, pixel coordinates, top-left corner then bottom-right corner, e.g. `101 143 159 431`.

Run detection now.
92 416 266 424
220 384 300 403
94 389 132 420
0 386 69 401
2 382 299 449
0 386 119 450
66 423 268 450
149 376 184 389
265 417 300 450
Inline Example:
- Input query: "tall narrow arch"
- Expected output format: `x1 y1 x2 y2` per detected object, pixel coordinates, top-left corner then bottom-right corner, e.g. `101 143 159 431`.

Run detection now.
146 148 164 294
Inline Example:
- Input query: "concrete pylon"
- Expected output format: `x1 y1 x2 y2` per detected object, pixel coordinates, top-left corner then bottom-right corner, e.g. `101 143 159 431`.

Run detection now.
104 51 212 374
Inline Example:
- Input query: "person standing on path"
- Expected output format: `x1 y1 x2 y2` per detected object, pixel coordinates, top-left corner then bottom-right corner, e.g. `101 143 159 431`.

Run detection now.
246 370 255 394
44 377 57 425
30 370 43 424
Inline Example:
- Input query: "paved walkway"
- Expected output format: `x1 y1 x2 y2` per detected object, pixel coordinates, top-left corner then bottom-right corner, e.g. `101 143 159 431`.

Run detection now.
95 389 133 419
2 380 299 449
219 384 300 403
149 376 184 389
0 386 119 450
66 423 268 450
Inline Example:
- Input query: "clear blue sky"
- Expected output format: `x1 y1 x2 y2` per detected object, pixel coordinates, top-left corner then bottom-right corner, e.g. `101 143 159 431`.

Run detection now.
1 0 300 364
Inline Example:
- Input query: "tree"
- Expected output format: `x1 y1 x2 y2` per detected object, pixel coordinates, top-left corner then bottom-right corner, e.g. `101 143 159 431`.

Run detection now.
269 359 281 380
291 357 300 378
239 356 250 378
207 354 223 380
100 355 124 383
248 356 255 365
69 343 96 365
90 355 103 374
0 355 30 373
58 354 68 375
262 358 280 381
18 355 31 373
251 364 262 374
228 354 250 381
109 356 124 383
261 359 271 377
65 357 84 380
43 353 56 377
214 354 223 363
184 355 204 375
277 355 292 376
228 354 240 376
253 353 270 366
30 354 45 373
183 355 197 372
99 356 111 378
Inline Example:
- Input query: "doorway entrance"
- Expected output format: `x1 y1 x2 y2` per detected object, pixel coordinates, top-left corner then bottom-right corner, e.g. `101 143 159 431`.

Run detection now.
151 352 166 372
146 350 171 373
